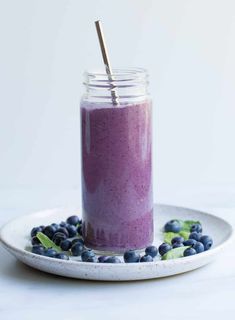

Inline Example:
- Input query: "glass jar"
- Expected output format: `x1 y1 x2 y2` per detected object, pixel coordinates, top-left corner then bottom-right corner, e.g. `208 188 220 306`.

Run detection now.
80 68 153 253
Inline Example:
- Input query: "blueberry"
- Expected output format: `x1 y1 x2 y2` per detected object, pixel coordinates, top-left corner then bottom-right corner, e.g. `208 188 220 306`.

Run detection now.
171 236 184 245
31 236 40 245
66 215 80 226
71 238 84 246
123 250 140 263
77 225 83 236
199 235 213 251
32 244 45 255
44 248 57 258
51 223 60 230
190 223 202 233
183 239 197 246
66 224 77 238
30 226 43 238
86 256 98 263
184 247 197 256
164 220 181 233
55 253 69 260
43 225 57 239
52 232 67 245
193 241 204 253
56 227 69 238
71 242 84 256
60 239 72 251
140 255 153 262
81 250 95 262
189 232 202 241
60 221 67 227
158 243 172 256
98 256 109 263
51 223 58 227
104 256 121 263
145 245 158 258
172 242 184 248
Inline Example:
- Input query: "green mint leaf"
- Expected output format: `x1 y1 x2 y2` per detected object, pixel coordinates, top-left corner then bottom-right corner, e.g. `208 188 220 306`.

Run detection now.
180 220 201 232
179 230 190 240
161 246 190 260
36 232 61 252
163 232 178 244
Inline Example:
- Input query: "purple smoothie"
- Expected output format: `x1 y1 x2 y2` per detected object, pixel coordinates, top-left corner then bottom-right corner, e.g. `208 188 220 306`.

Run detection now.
81 100 153 252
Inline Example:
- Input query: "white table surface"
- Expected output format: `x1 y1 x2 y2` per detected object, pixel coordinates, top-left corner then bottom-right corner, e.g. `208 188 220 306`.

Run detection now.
0 190 234 320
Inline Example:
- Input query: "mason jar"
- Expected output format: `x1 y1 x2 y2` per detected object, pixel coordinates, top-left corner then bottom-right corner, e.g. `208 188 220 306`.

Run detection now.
80 68 153 253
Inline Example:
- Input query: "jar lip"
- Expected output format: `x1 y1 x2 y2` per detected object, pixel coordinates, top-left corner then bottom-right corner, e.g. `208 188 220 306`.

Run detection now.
84 67 148 78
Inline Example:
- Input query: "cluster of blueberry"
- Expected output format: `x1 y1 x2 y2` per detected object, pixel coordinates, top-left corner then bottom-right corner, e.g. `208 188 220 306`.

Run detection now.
123 246 158 263
162 220 213 257
30 216 213 263
82 245 158 264
30 214 159 263
31 215 83 260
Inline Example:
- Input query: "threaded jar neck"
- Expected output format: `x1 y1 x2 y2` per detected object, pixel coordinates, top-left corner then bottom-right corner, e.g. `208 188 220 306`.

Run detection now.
82 68 149 104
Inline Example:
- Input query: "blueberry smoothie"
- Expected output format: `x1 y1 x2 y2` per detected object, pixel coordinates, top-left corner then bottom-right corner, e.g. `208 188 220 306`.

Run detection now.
81 100 153 253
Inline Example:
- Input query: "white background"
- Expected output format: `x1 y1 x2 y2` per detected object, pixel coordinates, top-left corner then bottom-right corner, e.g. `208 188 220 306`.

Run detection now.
0 0 235 210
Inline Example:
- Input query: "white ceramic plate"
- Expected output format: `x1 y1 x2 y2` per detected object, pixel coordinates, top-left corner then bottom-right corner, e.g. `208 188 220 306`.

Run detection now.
0 204 233 281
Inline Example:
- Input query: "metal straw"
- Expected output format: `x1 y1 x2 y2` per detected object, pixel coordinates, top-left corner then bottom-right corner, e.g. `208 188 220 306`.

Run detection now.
95 20 119 105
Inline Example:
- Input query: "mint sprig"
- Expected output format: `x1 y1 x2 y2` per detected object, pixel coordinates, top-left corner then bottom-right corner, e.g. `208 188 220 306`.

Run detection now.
36 232 61 252
163 220 201 244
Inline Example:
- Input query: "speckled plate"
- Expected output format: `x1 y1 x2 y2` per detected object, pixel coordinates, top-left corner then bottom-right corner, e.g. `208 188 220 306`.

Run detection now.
0 204 233 281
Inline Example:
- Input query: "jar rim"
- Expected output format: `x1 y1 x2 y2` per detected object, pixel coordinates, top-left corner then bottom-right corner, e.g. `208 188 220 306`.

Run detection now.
84 67 147 78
